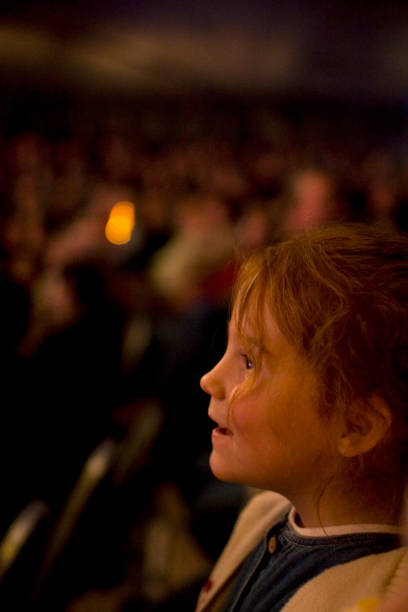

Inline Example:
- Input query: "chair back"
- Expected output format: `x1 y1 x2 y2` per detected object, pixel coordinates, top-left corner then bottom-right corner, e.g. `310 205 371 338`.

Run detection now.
0 500 50 608
32 438 117 605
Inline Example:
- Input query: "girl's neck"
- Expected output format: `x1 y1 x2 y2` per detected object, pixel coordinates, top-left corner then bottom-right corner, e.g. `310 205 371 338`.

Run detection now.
294 487 400 529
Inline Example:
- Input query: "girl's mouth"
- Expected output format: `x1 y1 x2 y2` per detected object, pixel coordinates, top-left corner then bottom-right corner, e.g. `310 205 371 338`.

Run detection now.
218 427 230 434
213 426 232 436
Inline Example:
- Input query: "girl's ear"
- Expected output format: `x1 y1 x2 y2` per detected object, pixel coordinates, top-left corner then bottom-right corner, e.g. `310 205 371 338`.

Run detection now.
337 395 392 458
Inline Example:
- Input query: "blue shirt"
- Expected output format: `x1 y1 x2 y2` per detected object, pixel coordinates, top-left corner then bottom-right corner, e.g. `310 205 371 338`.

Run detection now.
223 513 400 611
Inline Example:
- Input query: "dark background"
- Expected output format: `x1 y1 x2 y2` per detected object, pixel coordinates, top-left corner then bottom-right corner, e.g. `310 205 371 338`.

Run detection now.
1 0 408 104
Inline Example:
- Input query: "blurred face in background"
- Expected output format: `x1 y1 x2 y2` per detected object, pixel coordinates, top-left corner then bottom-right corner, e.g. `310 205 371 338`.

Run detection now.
283 169 336 233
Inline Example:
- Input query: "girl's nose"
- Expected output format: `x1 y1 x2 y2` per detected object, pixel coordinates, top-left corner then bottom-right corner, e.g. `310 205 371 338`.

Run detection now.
200 362 225 400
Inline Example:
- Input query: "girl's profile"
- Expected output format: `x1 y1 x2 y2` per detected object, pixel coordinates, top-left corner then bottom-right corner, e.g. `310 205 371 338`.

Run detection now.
196 223 408 612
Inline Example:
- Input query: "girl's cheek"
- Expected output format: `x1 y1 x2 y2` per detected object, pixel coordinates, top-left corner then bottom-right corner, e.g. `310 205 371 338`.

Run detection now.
229 398 254 432
228 369 249 399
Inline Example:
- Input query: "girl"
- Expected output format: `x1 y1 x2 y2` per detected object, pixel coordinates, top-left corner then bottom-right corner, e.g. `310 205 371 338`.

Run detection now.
197 223 408 612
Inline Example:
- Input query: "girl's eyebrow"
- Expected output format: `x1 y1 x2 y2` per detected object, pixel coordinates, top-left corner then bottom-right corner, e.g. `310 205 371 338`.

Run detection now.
228 319 266 353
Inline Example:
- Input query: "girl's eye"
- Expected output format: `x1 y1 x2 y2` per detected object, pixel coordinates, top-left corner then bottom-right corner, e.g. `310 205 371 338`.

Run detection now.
242 354 254 370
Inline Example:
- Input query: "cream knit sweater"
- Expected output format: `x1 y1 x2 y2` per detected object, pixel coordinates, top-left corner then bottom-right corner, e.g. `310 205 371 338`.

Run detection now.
195 491 408 612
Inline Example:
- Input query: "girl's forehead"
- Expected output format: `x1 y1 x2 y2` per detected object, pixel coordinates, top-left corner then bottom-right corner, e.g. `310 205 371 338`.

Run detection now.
231 300 260 336
231 301 283 352
229 315 260 349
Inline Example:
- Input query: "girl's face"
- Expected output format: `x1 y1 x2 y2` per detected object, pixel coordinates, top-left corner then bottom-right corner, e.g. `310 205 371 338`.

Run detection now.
200 305 338 505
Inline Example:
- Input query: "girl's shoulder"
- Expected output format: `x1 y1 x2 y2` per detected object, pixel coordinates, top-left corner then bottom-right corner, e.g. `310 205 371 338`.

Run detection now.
237 488 291 523
283 545 408 612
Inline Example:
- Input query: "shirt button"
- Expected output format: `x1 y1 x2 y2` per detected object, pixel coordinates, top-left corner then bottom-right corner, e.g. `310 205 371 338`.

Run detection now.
268 536 277 553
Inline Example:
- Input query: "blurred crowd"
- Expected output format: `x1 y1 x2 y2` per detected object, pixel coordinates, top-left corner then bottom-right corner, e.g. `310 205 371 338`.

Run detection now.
1 99 408 608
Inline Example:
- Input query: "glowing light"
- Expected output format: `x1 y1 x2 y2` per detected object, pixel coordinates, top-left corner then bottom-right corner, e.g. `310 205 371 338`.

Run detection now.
105 201 135 245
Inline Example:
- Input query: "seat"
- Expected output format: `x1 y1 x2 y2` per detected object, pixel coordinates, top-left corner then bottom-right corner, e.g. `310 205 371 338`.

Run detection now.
0 499 50 610
31 438 118 610
31 403 164 610
112 399 164 489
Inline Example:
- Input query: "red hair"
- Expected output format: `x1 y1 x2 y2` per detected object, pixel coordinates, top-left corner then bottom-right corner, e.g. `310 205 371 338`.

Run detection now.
233 223 408 502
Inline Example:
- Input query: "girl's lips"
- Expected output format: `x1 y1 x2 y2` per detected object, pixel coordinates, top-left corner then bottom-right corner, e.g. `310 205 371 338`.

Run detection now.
212 426 233 438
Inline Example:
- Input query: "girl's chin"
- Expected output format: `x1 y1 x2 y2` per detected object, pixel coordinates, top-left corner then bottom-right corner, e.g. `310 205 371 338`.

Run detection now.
209 452 274 491
209 452 239 483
